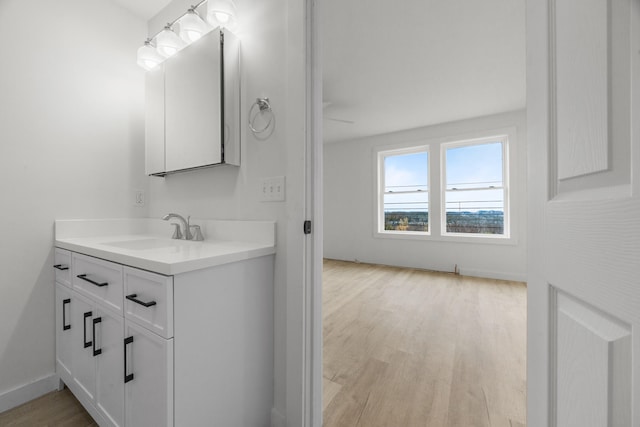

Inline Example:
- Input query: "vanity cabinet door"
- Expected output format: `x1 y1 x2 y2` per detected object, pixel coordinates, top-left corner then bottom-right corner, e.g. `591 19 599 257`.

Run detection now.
94 307 125 427
70 292 97 404
124 321 174 427
55 283 73 378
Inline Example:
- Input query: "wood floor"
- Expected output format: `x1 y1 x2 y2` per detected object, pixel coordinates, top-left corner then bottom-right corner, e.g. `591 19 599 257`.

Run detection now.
322 259 526 427
0 387 96 427
0 260 526 426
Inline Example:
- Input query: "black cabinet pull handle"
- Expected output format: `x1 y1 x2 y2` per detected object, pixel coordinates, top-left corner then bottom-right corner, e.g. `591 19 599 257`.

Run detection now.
124 336 134 383
54 264 69 271
77 274 108 287
62 299 71 331
83 311 92 348
126 294 157 308
92 317 102 357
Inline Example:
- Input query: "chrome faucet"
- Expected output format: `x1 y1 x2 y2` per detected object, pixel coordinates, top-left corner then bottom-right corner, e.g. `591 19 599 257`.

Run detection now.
162 213 193 240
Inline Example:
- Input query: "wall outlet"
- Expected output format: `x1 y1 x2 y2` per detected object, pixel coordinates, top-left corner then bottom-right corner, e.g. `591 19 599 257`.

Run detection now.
134 190 145 207
260 176 286 202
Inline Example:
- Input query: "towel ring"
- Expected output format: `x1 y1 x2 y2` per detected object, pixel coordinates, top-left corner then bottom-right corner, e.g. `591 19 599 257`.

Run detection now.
249 98 274 135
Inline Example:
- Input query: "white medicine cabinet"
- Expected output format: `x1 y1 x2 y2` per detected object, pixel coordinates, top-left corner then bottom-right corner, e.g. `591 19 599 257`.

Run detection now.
145 28 240 176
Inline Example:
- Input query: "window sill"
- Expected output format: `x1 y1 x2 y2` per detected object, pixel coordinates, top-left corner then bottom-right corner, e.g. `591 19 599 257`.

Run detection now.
374 230 517 246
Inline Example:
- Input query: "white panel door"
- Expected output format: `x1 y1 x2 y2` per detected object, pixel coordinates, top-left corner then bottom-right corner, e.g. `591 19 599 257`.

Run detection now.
527 0 639 426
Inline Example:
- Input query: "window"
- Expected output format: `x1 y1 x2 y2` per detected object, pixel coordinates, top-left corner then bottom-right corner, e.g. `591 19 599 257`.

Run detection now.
375 134 511 240
442 137 508 237
378 147 429 234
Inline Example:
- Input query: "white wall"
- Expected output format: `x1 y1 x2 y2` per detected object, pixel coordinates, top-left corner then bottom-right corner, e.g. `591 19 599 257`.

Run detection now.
324 110 527 281
147 1 308 425
0 0 148 409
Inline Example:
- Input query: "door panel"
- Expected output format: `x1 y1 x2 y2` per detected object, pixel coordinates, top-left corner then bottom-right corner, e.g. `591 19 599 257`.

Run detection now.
555 291 631 426
527 0 640 425
555 0 609 180
552 0 632 195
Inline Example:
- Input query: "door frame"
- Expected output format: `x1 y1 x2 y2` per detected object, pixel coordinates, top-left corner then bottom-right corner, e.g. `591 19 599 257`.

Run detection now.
303 0 323 425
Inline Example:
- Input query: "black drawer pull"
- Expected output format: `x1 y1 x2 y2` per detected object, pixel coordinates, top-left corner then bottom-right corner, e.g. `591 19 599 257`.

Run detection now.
124 336 134 383
83 311 92 348
77 274 108 287
54 264 69 271
126 294 157 308
62 299 71 331
92 317 102 357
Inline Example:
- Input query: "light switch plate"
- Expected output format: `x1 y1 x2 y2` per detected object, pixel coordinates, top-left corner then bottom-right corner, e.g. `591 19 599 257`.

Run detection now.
260 176 286 202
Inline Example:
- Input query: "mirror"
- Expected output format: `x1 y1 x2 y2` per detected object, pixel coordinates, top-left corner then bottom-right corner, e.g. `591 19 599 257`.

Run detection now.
145 28 240 177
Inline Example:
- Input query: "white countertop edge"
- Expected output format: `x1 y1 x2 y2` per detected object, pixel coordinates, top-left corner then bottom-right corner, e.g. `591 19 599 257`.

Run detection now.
55 218 276 246
55 239 276 276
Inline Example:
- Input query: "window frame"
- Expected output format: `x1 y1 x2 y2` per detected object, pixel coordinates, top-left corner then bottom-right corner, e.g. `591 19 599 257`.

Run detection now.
440 135 510 239
376 145 431 238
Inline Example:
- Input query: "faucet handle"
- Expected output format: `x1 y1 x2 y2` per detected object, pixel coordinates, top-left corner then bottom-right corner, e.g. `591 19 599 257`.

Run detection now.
170 223 183 240
189 225 204 241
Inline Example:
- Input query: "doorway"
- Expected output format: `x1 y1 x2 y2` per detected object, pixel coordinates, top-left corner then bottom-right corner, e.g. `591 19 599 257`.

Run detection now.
317 0 527 425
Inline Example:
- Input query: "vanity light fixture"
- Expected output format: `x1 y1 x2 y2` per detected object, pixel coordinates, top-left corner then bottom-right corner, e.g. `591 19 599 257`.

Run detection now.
207 0 238 31
179 6 211 43
156 24 187 58
136 0 239 70
136 39 164 71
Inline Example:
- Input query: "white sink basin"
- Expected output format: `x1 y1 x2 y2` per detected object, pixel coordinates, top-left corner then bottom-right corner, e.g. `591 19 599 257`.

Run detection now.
101 238 194 251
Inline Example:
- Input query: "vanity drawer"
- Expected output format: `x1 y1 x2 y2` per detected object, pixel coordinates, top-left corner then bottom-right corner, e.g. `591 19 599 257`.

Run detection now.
124 267 174 339
54 249 72 287
72 253 124 313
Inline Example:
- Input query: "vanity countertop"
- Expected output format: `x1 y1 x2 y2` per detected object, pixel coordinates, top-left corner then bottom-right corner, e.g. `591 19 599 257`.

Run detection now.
55 219 276 275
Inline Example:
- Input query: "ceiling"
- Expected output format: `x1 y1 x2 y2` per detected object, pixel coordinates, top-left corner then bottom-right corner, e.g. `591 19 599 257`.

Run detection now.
109 0 171 20
322 0 526 143
112 0 526 144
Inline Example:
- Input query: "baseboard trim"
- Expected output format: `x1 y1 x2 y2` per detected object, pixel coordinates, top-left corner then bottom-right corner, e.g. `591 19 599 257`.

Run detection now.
271 407 286 427
459 267 526 282
0 374 59 413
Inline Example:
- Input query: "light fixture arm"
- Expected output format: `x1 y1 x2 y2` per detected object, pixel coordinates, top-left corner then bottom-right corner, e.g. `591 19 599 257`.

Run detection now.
147 0 208 40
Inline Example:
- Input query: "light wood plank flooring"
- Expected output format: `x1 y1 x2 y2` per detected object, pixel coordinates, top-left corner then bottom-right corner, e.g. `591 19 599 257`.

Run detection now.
0 387 96 427
323 259 526 427
0 259 526 426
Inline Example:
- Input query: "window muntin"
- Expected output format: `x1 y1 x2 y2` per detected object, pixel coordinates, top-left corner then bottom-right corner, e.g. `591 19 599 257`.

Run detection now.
379 148 429 234
443 138 508 236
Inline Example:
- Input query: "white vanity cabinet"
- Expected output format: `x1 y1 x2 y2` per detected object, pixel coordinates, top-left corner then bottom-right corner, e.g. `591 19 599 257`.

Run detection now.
56 251 127 427
54 246 274 427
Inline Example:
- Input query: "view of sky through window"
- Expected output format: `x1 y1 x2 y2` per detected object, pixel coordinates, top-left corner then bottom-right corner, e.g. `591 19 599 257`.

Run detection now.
381 140 506 236
383 151 429 232
445 142 503 213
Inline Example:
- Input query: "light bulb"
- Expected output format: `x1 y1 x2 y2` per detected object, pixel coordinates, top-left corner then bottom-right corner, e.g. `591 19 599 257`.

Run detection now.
215 12 230 24
207 0 238 30
136 39 163 71
179 8 210 43
156 25 186 58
